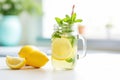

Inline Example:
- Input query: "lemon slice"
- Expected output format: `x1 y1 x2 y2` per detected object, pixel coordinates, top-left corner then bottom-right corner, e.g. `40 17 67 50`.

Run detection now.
6 56 26 69
52 38 72 60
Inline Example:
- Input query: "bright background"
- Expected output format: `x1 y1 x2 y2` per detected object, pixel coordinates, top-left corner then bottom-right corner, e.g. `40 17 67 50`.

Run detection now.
0 0 120 51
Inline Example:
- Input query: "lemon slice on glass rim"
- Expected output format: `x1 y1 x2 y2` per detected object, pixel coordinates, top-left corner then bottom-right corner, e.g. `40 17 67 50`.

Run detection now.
52 38 73 60
6 56 26 69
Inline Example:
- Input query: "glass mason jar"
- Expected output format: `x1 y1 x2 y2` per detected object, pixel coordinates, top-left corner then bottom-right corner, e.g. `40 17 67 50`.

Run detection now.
51 24 87 70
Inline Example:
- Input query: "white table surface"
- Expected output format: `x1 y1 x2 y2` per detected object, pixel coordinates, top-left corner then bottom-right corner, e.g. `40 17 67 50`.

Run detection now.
0 51 120 80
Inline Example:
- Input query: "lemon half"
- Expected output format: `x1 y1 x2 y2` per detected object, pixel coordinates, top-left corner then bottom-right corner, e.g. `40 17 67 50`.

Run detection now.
6 56 26 69
52 38 72 60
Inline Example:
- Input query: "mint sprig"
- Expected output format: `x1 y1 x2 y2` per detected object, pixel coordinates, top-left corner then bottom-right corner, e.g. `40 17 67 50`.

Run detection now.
52 5 83 47
55 13 82 26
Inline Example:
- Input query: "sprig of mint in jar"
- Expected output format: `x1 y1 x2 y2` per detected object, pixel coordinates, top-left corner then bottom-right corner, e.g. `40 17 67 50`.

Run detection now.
52 5 83 47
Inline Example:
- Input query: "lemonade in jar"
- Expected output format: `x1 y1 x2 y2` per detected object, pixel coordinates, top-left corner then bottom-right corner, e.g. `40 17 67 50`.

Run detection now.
51 5 87 70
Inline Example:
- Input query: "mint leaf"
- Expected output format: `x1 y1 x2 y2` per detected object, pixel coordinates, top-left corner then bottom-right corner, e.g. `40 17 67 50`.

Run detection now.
71 13 76 22
55 17 63 26
68 36 76 47
66 15 70 19
52 31 61 39
75 19 83 22
63 17 69 22
65 58 74 63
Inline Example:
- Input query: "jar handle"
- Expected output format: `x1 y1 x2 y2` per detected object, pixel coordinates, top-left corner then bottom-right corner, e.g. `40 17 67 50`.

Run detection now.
77 34 87 59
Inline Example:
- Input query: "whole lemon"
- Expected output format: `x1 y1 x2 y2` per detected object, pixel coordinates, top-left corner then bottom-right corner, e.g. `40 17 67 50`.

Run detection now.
19 45 49 68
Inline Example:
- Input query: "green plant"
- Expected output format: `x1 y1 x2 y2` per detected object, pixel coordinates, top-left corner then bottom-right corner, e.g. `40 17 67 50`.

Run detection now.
0 0 42 15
